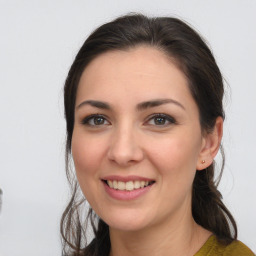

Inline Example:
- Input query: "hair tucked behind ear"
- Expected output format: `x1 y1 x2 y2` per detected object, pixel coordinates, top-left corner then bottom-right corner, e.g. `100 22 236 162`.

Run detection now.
61 13 237 255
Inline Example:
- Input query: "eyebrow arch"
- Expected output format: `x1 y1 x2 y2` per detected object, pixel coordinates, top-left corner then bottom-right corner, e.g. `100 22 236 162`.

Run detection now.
76 100 110 110
137 99 185 111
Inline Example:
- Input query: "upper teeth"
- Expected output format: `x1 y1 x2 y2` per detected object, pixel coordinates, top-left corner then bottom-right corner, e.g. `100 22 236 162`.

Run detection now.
107 180 151 191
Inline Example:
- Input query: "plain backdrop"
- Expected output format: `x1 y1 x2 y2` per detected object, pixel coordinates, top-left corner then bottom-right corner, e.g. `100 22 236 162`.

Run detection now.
0 1 255 255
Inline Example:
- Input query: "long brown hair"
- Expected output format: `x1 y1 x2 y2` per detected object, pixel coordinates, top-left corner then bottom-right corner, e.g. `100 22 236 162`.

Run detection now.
61 13 237 255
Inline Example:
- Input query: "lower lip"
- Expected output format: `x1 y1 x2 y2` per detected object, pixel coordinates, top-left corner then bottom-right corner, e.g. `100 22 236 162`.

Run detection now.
103 182 154 200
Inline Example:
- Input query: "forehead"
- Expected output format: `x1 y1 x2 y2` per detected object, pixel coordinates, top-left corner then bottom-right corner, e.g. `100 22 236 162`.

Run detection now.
76 46 194 110
80 46 182 84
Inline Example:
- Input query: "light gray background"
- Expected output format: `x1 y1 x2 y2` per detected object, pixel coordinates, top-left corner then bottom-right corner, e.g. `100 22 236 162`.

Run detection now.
0 1 255 255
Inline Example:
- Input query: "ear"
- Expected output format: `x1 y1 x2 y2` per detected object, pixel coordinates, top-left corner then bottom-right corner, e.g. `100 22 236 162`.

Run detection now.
197 116 223 170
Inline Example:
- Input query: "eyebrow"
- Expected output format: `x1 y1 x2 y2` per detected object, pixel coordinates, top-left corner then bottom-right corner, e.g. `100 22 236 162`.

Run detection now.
76 100 110 110
76 98 185 111
137 99 185 111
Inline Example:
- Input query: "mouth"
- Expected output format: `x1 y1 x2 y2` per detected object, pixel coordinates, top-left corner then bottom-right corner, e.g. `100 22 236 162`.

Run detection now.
102 179 155 191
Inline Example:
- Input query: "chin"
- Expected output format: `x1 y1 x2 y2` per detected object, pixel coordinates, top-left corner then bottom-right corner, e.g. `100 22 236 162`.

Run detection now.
102 211 152 232
108 221 148 232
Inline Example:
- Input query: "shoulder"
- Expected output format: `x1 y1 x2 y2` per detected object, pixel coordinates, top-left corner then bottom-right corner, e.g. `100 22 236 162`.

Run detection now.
221 240 255 256
195 236 255 256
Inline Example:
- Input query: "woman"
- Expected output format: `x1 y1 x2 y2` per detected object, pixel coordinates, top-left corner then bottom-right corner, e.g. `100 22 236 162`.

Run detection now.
61 14 255 256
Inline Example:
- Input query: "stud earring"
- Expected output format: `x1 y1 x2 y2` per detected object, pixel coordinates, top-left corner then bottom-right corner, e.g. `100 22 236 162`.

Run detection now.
201 160 206 164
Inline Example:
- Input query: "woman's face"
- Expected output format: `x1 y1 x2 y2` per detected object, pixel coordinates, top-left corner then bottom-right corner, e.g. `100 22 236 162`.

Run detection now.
72 46 208 232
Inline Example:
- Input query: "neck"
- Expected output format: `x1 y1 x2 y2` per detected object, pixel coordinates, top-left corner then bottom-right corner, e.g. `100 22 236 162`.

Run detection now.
109 211 211 256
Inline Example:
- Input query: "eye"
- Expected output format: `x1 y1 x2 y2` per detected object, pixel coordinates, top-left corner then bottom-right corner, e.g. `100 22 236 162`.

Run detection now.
146 114 176 126
81 114 110 126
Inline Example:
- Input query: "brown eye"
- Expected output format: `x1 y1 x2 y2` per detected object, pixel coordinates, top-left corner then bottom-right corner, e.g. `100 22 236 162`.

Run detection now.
146 114 176 126
93 117 105 125
154 116 167 125
81 114 110 126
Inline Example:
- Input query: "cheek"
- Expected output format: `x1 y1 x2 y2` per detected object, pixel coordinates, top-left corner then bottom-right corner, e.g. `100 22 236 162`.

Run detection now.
71 132 106 175
71 132 105 206
71 134 107 205
147 132 201 178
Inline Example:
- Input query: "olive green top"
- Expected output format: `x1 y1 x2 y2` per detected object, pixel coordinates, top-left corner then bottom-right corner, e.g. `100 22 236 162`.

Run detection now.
195 235 255 256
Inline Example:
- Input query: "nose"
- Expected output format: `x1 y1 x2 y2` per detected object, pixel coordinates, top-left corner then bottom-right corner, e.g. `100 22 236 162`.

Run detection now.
107 125 144 167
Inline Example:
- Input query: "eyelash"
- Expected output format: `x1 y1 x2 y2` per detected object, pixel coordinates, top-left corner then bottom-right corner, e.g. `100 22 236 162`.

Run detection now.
81 113 176 127
81 114 110 126
146 113 177 126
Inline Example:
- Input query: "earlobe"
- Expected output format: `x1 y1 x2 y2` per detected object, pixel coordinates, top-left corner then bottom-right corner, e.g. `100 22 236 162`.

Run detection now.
197 117 223 170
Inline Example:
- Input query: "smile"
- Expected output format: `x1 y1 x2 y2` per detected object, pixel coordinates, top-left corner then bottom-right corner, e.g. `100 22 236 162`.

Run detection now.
101 176 155 200
105 180 155 191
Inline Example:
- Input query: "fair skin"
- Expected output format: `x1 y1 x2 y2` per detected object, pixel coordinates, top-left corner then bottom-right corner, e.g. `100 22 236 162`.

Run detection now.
72 46 223 256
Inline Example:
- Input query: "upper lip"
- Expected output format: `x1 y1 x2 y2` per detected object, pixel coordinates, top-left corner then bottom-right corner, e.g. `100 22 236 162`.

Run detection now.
101 175 155 182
